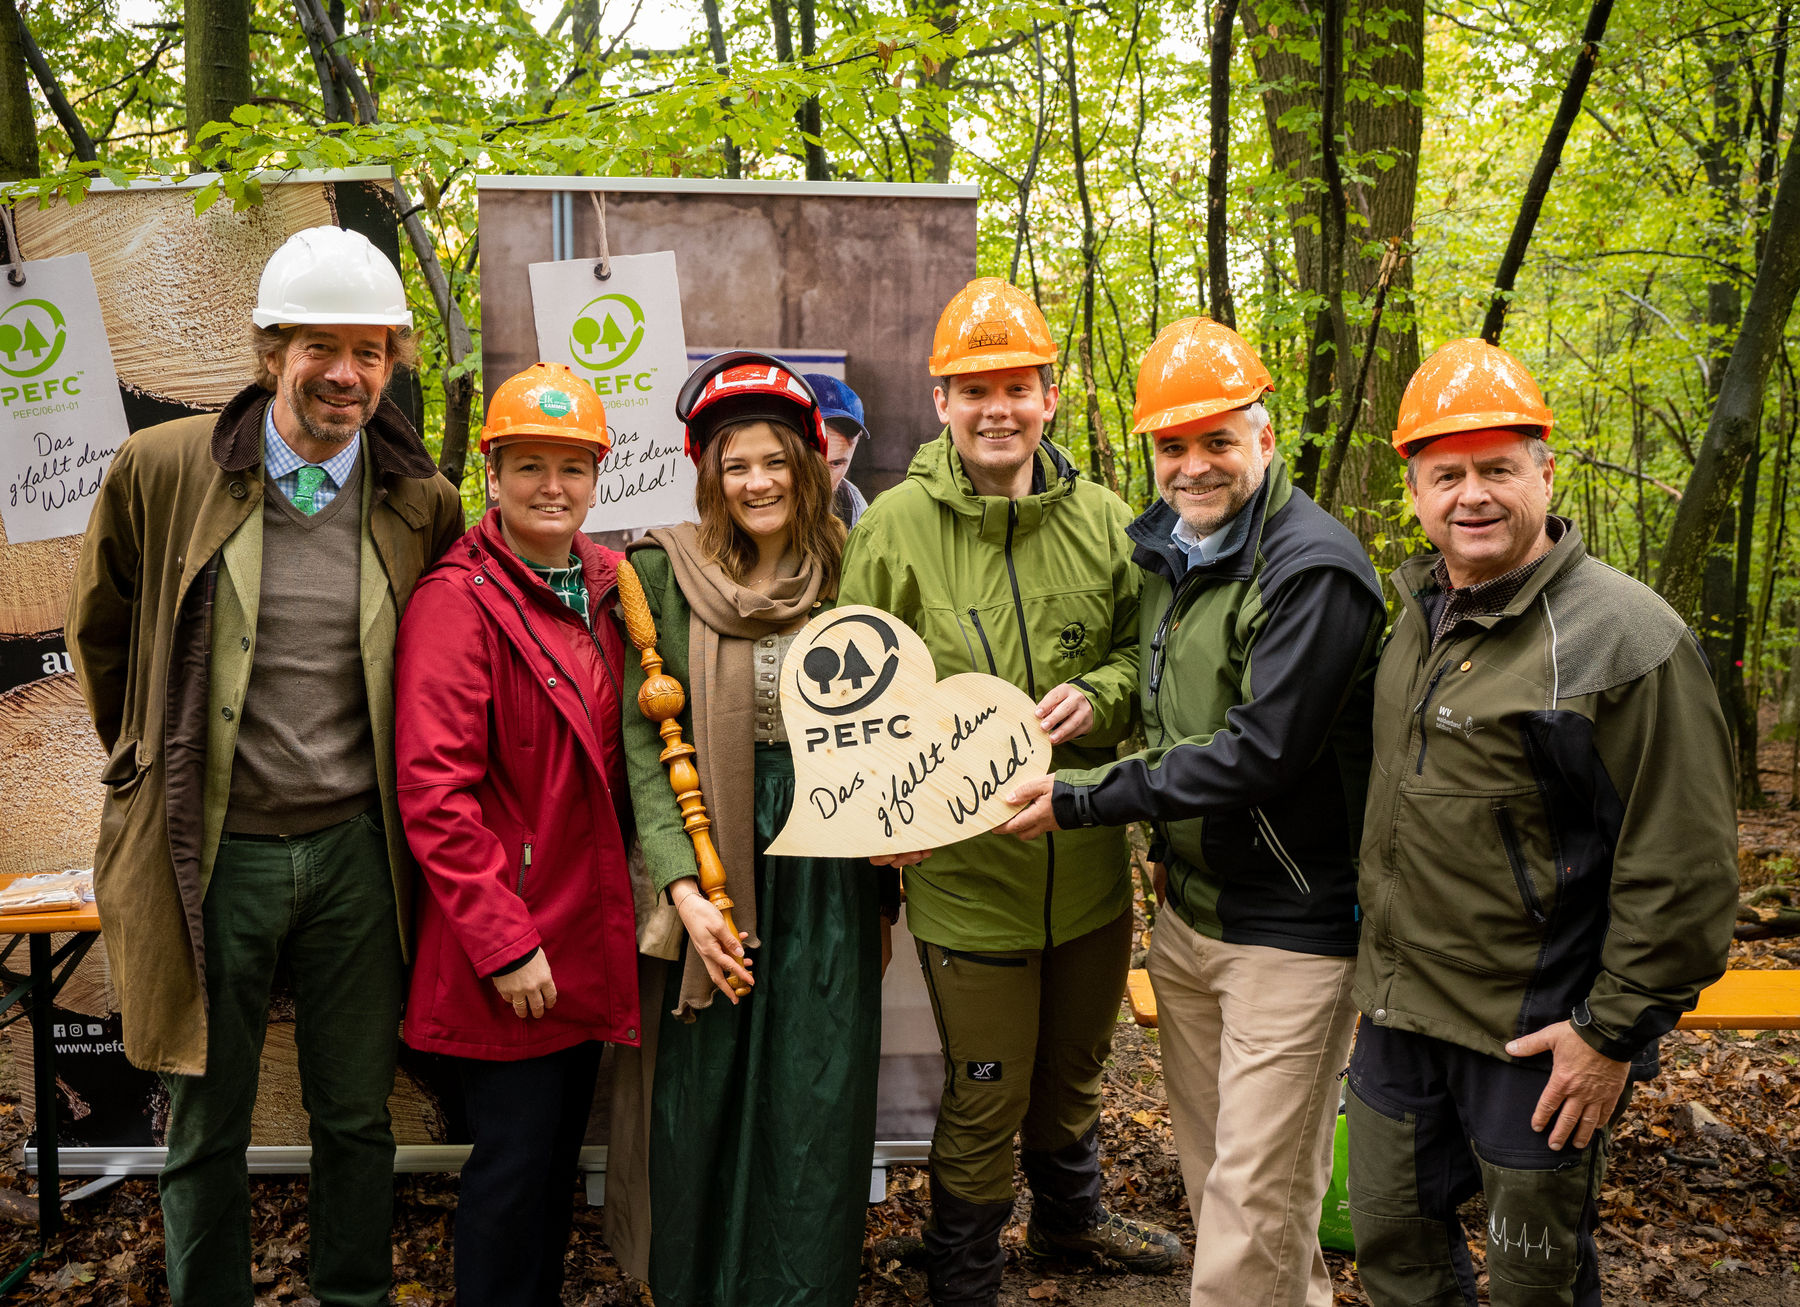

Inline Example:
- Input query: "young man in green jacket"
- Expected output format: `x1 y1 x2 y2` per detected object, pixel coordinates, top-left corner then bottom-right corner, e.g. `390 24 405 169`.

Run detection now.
840 278 1179 1307
1345 340 1738 1307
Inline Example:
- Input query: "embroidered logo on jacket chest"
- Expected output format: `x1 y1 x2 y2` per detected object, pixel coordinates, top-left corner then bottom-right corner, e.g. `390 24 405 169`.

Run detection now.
1434 703 1484 741
1057 620 1089 660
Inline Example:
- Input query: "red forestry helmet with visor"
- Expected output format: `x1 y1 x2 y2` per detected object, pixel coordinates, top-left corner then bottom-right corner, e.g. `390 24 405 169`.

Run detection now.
676 351 828 463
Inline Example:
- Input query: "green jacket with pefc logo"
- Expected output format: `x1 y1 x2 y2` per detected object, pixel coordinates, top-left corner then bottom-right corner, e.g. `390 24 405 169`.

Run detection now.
838 432 1141 952
1355 522 1739 1064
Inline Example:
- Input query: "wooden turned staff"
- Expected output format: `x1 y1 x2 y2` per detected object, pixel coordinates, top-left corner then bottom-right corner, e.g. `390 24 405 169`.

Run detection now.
615 559 751 997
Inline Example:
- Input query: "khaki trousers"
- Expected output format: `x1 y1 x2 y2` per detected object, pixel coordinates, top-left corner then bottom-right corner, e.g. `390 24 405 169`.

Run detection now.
1147 908 1356 1307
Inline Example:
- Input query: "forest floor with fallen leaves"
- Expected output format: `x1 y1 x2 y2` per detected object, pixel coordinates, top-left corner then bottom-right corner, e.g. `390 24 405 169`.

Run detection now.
1 735 1798 1304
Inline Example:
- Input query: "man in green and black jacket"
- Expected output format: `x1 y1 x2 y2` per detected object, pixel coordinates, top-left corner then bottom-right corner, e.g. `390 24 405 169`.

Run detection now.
1345 340 1738 1307
1002 317 1386 1307
840 277 1178 1307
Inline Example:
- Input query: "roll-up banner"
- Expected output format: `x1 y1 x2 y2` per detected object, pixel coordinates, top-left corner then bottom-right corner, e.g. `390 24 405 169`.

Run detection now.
480 176 981 1180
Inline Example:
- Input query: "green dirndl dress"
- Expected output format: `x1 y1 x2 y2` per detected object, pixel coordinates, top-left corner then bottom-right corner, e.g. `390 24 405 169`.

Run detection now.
646 741 883 1307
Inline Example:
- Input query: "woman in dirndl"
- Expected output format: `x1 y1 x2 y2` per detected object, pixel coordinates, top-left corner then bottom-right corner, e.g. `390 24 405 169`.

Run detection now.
605 352 886 1307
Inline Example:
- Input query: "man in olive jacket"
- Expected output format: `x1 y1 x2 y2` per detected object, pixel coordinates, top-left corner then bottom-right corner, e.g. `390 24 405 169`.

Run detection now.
1004 317 1385 1307
1347 340 1738 1307
66 228 462 1307
840 278 1177 1306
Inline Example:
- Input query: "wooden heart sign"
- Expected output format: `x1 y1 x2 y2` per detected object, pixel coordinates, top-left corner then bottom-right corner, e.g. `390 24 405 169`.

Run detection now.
766 606 1053 857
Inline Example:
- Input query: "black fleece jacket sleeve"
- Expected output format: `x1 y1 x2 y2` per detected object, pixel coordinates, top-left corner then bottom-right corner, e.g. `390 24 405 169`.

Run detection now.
1050 566 1383 829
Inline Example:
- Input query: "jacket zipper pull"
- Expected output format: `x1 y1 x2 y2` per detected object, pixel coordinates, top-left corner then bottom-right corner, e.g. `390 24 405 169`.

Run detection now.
519 842 532 894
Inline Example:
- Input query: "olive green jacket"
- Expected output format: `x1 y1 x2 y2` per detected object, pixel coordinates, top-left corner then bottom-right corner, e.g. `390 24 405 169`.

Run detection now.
65 385 462 1074
1355 523 1739 1063
838 433 1140 951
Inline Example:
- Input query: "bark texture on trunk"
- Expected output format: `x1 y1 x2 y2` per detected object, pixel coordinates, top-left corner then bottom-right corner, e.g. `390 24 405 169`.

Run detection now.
1658 118 1800 622
1243 0 1422 544
0 0 37 181
185 0 253 148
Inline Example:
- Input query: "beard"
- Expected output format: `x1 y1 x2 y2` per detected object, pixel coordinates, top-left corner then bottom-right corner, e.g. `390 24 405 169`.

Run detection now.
1162 462 1266 537
284 375 378 448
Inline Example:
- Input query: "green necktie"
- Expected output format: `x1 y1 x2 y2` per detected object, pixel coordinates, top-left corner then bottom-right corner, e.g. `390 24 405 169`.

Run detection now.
292 466 327 516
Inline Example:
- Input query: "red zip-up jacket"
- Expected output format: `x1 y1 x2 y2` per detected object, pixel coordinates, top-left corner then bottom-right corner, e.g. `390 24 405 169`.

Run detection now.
395 509 640 1058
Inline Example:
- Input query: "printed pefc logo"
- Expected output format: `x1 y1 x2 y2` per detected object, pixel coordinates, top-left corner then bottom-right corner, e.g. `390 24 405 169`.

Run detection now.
0 298 68 378
569 292 655 396
0 297 83 409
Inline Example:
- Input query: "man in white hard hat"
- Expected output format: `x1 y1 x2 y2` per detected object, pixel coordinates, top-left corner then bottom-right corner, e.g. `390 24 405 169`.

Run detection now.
67 226 463 1307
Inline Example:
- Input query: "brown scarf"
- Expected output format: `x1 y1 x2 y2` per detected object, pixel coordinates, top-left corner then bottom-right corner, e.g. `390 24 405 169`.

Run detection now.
642 523 829 1017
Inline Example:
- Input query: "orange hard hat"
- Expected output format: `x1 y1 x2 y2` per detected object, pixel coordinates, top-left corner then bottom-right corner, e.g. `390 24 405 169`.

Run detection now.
1132 316 1273 434
480 362 610 457
928 277 1058 376
1392 339 1553 456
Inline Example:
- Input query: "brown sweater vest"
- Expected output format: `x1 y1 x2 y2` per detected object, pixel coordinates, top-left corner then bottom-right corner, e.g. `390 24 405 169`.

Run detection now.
225 458 377 834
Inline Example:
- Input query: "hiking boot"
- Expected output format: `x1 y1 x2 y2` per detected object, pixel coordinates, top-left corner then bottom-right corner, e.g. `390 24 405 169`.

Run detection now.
1020 1121 1181 1272
1023 1207 1185 1274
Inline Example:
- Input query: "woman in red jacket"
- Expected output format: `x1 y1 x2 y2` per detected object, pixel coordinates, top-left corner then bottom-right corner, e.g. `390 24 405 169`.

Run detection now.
394 363 637 1307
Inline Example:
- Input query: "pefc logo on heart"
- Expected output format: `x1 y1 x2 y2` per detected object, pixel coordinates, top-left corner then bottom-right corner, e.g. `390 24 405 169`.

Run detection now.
766 606 1053 857
567 292 656 397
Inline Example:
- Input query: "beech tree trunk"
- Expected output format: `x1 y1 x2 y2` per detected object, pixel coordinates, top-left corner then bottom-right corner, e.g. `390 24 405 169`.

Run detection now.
1065 18 1112 487
1658 115 1800 622
185 0 252 149
1325 0 1423 543
1726 21 1789 809
0 0 38 181
1695 42 1746 793
1242 0 1423 542
1690 31 1770 805
297 0 352 122
917 0 958 184
771 0 827 180
1289 0 1346 499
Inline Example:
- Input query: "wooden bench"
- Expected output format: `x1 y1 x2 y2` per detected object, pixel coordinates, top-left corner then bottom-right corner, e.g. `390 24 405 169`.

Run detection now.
1125 967 1800 1031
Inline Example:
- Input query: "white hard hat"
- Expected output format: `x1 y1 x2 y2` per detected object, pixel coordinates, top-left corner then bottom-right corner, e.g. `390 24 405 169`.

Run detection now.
252 226 413 329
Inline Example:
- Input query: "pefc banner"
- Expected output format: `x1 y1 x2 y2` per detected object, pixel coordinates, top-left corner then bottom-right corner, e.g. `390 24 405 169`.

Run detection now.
0 253 130 545
528 251 693 532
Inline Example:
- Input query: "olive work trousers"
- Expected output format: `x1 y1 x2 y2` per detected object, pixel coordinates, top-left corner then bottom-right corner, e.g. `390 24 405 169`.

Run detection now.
1346 1023 1615 1307
914 910 1133 1204
159 814 404 1307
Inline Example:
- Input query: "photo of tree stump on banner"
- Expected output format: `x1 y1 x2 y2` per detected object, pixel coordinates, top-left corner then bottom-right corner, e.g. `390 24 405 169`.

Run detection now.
0 171 438 1159
768 605 1053 857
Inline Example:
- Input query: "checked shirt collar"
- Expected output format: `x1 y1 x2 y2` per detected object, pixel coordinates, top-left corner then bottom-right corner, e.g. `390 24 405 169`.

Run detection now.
1428 516 1567 649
